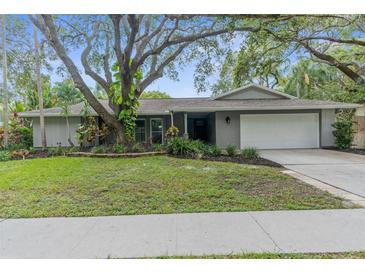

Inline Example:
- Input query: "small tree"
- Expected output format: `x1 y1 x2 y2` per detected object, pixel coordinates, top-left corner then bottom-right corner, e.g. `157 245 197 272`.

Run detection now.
33 24 47 150
165 125 179 140
54 79 83 146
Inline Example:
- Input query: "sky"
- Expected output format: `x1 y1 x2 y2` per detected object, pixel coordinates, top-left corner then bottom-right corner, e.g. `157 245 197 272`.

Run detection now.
149 69 207 98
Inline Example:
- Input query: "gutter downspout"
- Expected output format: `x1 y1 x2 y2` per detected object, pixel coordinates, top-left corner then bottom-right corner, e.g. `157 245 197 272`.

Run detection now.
169 110 174 127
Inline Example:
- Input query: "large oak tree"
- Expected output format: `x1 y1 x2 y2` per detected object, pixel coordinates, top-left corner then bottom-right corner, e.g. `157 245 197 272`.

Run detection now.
29 14 276 144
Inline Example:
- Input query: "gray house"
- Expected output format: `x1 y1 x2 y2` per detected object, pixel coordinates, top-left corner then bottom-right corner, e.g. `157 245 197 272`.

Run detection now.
19 84 359 149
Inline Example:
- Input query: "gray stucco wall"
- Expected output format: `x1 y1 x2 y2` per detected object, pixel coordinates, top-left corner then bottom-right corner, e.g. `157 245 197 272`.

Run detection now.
172 112 185 137
32 117 81 147
31 108 337 148
215 109 334 148
215 111 240 147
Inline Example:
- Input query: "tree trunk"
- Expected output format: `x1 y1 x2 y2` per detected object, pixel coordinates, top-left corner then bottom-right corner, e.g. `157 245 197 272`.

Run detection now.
33 24 47 150
296 80 300 98
32 15 126 144
65 116 75 147
113 119 125 144
1 15 9 148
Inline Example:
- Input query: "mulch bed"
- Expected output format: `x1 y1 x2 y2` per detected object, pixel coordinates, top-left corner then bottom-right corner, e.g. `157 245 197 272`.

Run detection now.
9 150 50 161
67 151 166 158
8 150 280 167
171 154 282 167
323 147 365 156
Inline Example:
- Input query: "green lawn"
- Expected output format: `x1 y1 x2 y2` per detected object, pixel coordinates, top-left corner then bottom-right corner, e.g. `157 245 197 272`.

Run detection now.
156 251 365 259
0 156 352 218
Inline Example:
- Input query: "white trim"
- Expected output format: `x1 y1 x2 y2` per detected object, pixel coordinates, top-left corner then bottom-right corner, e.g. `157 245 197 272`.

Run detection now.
135 118 147 143
150 118 164 145
184 113 188 135
212 83 297 100
173 104 360 112
19 112 170 118
19 113 99 118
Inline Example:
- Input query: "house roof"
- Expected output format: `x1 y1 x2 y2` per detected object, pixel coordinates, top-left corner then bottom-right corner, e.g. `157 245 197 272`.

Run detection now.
212 83 296 100
18 84 360 118
19 97 360 118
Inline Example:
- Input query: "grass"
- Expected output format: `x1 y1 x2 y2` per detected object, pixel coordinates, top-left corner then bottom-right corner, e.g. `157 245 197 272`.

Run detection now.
0 156 352 218
156 251 365 259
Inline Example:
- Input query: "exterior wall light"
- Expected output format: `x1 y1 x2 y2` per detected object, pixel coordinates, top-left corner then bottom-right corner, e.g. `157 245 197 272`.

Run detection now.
225 116 231 124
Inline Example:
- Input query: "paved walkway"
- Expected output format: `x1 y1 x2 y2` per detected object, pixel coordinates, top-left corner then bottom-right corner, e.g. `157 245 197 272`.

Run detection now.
261 149 365 197
1 209 365 258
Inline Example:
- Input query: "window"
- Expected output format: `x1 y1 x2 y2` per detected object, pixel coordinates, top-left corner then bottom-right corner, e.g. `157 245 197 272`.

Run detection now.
150 118 163 144
135 119 146 143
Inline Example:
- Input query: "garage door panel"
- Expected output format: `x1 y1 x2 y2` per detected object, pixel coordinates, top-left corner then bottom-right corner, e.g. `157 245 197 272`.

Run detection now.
240 113 319 149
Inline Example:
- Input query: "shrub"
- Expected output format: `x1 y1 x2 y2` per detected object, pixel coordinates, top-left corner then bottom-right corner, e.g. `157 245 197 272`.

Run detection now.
76 116 108 147
91 145 107 154
28 147 36 154
152 144 162 152
0 150 11 162
10 149 30 160
131 143 145 153
209 145 222 157
0 116 32 149
332 120 354 149
112 144 125 153
165 126 179 140
48 146 67 156
190 140 210 155
167 137 195 156
7 143 27 151
241 147 259 159
226 144 237 156
12 126 32 148
67 147 80 153
166 137 209 157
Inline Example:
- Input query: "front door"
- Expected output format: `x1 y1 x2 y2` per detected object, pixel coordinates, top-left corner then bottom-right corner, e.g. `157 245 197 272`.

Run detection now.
193 118 208 142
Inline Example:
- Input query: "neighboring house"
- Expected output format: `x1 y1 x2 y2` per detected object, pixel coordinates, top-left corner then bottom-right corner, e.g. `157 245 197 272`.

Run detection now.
353 102 365 149
19 84 360 149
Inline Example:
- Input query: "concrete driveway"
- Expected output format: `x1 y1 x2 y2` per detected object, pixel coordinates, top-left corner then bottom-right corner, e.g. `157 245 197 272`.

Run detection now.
261 149 365 197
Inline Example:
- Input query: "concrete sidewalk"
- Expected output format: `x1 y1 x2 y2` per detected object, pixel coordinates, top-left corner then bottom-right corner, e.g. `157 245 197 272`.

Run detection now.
1 209 365 258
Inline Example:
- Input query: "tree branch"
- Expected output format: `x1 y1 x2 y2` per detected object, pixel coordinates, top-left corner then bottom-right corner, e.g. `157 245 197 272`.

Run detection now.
80 22 110 92
299 40 365 84
136 25 259 68
299 36 365 47
31 15 117 123
138 43 190 93
109 15 125 74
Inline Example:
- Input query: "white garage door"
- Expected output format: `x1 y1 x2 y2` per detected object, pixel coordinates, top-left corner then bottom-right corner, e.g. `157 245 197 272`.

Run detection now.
240 113 319 149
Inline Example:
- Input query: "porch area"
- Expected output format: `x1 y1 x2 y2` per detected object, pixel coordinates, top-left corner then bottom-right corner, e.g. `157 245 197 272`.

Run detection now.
101 112 216 146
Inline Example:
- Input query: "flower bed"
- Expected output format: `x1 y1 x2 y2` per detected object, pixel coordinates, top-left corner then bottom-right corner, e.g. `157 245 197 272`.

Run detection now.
165 137 280 167
171 154 281 167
